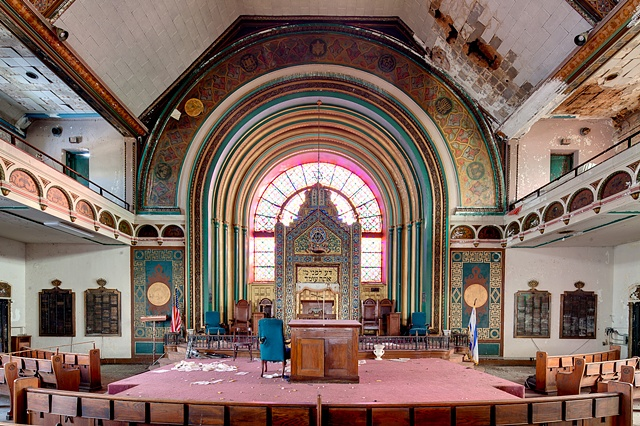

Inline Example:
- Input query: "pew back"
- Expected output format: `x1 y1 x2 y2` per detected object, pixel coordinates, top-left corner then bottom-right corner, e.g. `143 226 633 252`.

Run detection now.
535 345 621 394
556 357 639 396
14 380 634 426
1 347 101 391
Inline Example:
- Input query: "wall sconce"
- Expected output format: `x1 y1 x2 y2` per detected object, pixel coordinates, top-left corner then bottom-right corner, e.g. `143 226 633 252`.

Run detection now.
54 26 69 41
574 31 588 46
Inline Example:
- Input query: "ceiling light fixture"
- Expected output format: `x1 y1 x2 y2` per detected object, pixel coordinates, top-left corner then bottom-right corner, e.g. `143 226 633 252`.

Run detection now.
54 26 69 41
43 221 94 238
574 31 588 46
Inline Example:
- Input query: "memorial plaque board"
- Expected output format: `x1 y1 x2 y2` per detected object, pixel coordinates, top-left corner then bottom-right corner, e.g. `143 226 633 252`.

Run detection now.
514 280 550 338
39 279 75 337
85 278 121 336
560 281 597 339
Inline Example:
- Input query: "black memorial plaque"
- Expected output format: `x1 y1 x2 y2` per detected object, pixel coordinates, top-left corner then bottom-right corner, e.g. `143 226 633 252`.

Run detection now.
85 279 121 336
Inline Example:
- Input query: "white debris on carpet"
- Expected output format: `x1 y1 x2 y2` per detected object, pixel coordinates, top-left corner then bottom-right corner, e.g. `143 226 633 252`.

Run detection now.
172 360 238 372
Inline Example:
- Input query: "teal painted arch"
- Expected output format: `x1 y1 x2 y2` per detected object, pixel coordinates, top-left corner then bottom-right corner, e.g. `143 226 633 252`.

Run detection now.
186 76 450 326
139 21 504 213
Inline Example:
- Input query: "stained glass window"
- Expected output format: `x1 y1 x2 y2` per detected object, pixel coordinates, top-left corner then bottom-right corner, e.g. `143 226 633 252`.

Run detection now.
253 162 383 283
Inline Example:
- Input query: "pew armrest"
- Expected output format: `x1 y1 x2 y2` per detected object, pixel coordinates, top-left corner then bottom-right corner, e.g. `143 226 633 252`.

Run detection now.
556 358 585 396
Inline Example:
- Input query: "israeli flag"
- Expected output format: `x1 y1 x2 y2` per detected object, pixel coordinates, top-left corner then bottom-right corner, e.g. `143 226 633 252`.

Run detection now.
468 306 479 365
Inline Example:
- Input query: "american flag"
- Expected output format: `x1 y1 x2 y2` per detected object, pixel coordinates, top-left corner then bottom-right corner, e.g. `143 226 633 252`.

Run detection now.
170 300 182 333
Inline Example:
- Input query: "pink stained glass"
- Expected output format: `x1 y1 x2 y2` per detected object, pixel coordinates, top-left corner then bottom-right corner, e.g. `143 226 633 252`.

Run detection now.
362 237 382 252
362 267 382 282
255 266 274 282
358 199 381 218
360 215 382 232
272 172 297 195
361 252 382 267
286 166 307 189
340 173 365 198
262 184 287 206
254 237 275 252
330 167 351 190
253 161 385 283
254 214 277 232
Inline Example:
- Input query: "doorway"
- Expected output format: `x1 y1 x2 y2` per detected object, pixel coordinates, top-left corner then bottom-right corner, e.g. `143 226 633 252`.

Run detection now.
630 302 640 357
550 153 574 181
65 150 90 186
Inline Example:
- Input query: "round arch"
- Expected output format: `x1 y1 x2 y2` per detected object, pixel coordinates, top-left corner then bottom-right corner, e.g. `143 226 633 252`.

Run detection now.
186 75 450 332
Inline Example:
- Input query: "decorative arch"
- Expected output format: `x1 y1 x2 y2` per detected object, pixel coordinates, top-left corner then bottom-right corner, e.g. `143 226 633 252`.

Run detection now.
75 199 96 221
543 201 565 222
136 19 506 334
9 169 41 197
569 188 595 212
598 171 632 200
137 225 159 238
162 225 184 238
188 77 447 331
139 20 503 213
99 210 116 228
46 186 71 211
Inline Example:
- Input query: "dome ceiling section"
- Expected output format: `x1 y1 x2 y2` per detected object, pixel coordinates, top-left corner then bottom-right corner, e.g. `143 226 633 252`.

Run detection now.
141 24 502 212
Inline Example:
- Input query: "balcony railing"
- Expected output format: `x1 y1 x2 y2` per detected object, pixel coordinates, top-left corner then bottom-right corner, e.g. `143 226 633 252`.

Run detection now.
509 128 640 211
0 125 130 210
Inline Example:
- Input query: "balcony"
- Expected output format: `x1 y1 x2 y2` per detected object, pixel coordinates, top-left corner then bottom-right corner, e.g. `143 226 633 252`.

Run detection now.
0 125 135 245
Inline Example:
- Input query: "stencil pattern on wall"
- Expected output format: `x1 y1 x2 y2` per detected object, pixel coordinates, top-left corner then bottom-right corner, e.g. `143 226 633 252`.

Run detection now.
450 250 503 354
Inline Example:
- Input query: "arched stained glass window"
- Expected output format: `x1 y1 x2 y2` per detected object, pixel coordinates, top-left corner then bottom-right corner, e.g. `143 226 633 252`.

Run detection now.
253 162 383 283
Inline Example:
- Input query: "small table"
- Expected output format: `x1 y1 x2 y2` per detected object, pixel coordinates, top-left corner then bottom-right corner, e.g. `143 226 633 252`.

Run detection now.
232 329 253 361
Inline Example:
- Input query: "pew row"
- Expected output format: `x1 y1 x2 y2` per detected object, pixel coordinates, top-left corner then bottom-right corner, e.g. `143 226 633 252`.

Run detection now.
556 357 639 396
12 378 633 426
535 345 621 394
2 347 101 391
2 355 81 420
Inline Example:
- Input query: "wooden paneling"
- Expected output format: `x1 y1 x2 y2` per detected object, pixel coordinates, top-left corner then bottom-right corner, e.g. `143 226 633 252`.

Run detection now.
495 403 528 425
228 406 267 425
323 407 367 426
149 402 183 424
188 404 224 425
371 407 410 426
290 320 360 383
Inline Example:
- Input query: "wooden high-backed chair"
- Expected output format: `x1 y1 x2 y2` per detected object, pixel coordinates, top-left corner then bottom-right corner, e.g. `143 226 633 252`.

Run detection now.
231 299 251 334
361 298 380 335
378 298 394 335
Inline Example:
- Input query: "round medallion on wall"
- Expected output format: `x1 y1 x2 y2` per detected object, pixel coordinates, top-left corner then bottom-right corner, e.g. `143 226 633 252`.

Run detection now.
435 97 453 115
185 98 204 117
147 282 171 307
463 284 488 308
377 54 396 73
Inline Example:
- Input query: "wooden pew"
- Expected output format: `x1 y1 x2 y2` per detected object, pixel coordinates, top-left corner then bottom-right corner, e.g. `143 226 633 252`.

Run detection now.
2 346 101 391
535 345 620 394
556 356 639 396
14 380 633 426
619 364 640 399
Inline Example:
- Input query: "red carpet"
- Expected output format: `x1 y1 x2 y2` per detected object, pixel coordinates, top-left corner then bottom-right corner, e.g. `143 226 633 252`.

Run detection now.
108 357 524 404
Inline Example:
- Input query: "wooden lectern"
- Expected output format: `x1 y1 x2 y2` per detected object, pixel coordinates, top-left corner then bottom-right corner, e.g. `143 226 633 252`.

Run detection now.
289 319 360 383
141 315 168 367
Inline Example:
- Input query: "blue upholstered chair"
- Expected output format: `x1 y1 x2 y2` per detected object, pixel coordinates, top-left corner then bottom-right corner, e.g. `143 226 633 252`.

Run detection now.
258 318 290 377
408 312 429 336
204 311 226 335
